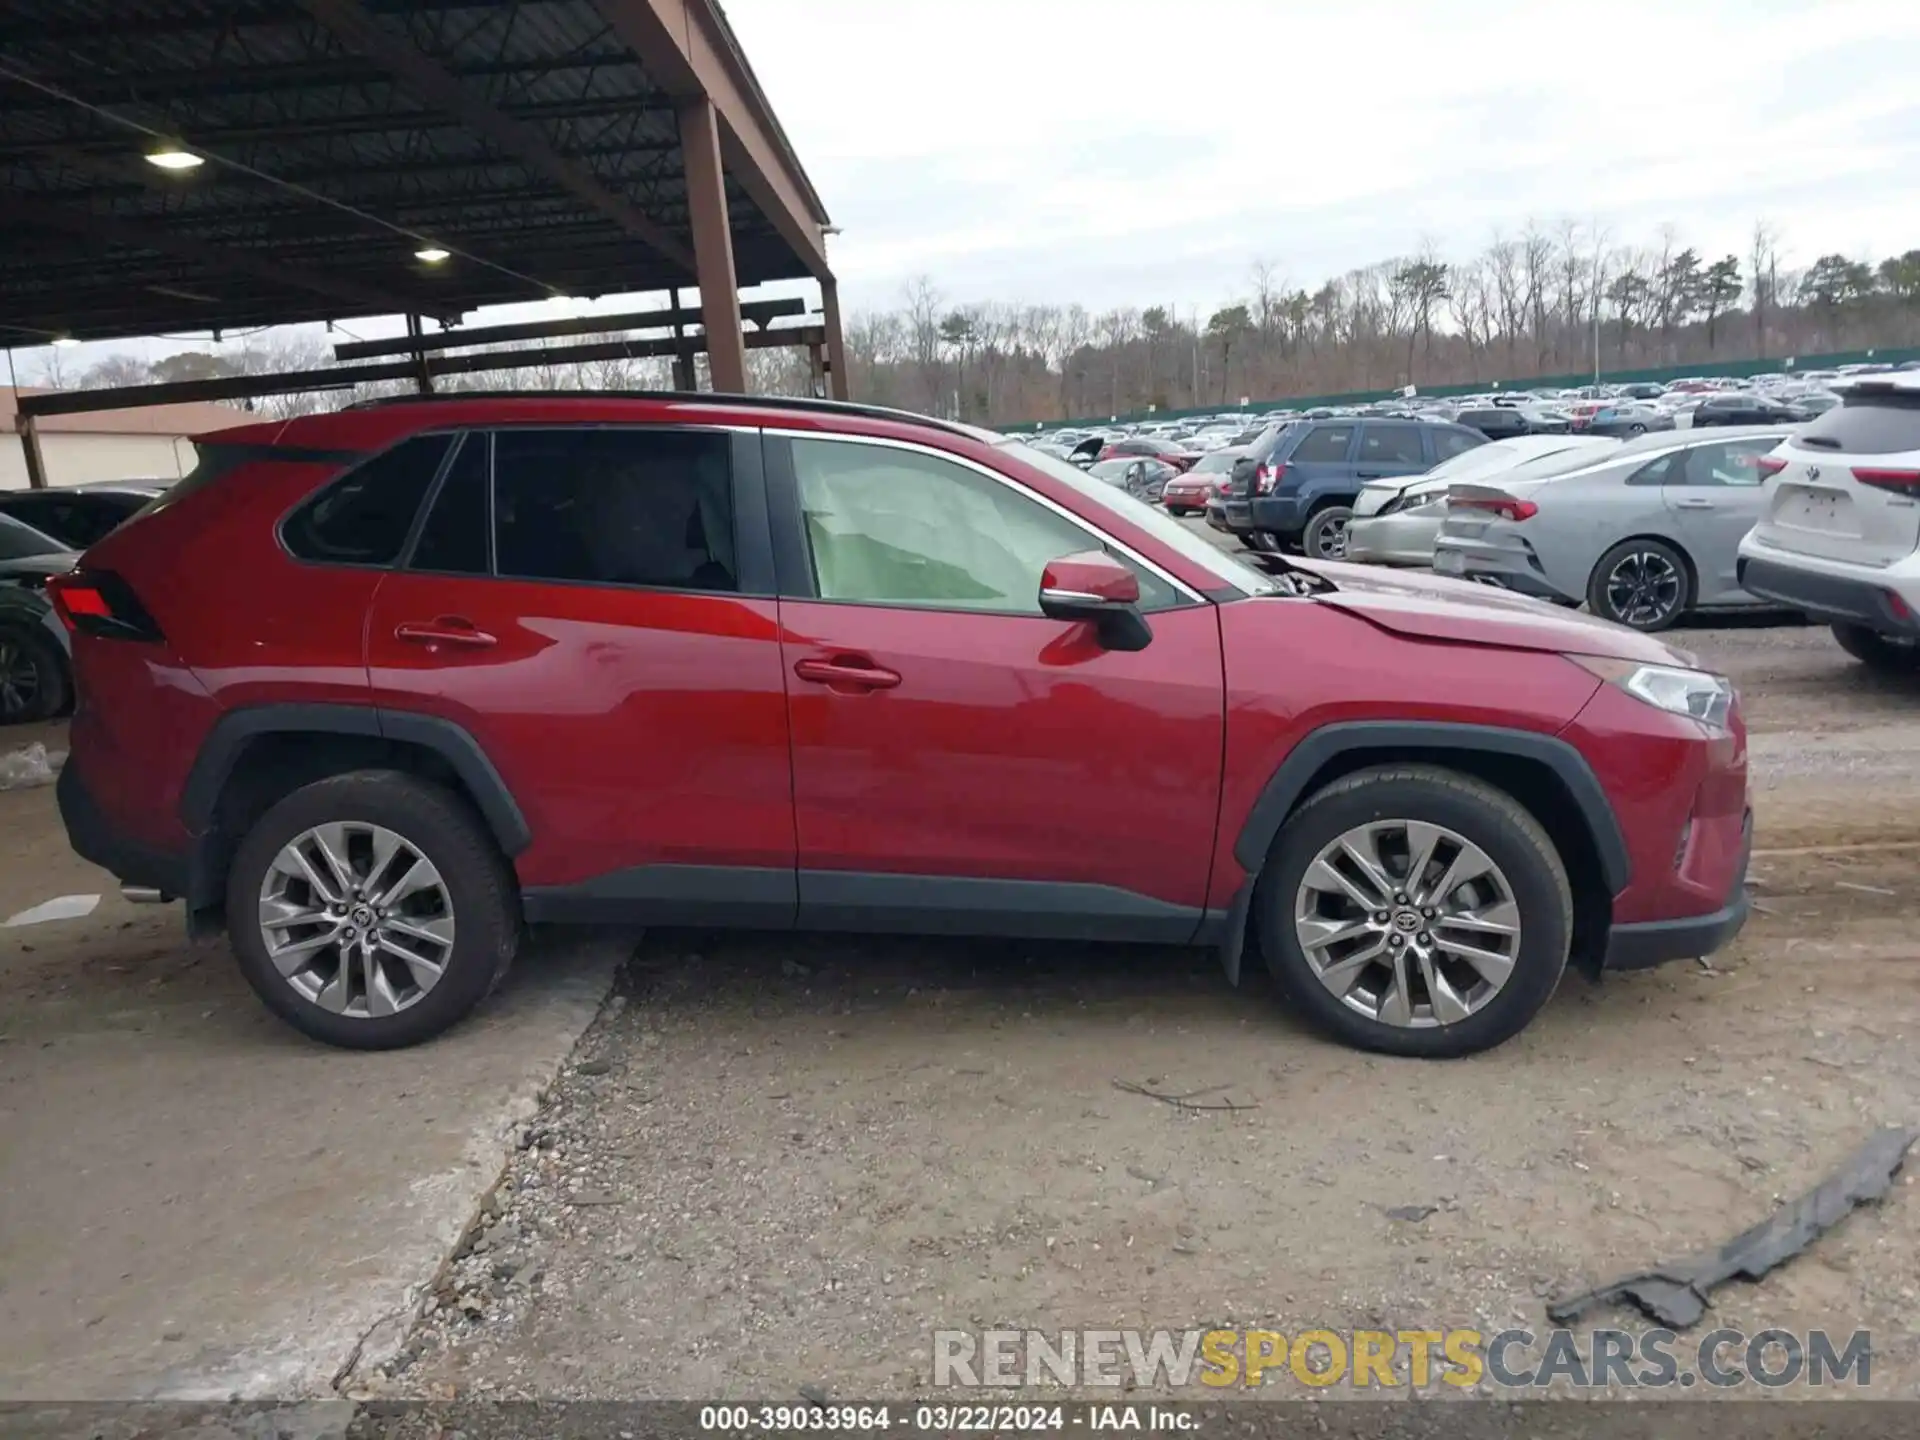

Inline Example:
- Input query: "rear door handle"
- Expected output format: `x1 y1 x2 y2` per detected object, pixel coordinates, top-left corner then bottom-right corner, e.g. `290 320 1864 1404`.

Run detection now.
394 618 497 649
794 656 901 691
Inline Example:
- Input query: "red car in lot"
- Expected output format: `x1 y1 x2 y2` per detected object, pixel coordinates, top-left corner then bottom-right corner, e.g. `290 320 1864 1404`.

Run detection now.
50 392 1750 1058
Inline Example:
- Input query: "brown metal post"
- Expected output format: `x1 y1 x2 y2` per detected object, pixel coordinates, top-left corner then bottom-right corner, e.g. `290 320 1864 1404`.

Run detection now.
19 412 50 489
821 277 850 400
670 286 697 391
677 96 747 394
406 314 435 393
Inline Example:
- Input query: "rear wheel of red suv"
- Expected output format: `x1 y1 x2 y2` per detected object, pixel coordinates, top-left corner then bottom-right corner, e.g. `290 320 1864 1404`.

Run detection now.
1256 766 1572 1058
226 770 520 1049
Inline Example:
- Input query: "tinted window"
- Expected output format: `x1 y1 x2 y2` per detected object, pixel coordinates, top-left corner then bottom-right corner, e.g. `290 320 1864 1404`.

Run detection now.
791 436 1177 614
1682 439 1774 487
409 433 491 575
1290 425 1354 464
283 433 452 565
493 428 735 591
1627 451 1684 486
1796 392 1920 455
1433 428 1484 461
1360 424 1426 465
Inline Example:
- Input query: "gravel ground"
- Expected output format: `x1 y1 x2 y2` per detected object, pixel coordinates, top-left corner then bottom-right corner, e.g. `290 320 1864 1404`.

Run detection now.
367 600 1920 1405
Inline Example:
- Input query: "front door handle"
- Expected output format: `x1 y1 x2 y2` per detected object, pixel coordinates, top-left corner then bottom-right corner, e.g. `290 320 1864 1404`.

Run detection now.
794 655 901 692
394 617 498 649
1674 497 1717 510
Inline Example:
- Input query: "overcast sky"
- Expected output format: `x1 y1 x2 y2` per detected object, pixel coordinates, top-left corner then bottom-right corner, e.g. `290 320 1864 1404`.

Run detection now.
18 0 1920 378
732 0 1920 313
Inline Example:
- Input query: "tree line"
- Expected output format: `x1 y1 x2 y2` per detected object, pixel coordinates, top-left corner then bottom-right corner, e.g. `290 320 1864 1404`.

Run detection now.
839 221 1920 423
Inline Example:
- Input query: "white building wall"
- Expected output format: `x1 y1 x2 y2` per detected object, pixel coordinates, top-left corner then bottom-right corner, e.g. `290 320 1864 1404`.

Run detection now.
0 434 198 490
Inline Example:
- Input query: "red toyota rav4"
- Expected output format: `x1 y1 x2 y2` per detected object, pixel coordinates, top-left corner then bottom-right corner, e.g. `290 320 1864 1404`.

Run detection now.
50 393 1750 1058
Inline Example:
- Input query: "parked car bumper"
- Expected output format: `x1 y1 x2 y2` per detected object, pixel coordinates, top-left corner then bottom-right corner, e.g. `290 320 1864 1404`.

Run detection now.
1736 550 1919 635
1431 534 1578 603
1346 510 1445 567
1160 485 1211 512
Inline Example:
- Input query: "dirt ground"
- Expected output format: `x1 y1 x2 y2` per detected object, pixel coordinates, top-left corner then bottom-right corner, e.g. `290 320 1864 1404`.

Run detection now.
345 616 1920 1404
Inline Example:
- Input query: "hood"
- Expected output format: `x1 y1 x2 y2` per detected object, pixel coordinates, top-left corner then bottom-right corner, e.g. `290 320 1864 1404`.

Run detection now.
1287 557 1696 665
0 552 78 582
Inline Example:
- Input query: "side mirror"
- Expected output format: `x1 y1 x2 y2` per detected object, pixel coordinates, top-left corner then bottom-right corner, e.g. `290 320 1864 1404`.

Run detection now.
1038 550 1150 651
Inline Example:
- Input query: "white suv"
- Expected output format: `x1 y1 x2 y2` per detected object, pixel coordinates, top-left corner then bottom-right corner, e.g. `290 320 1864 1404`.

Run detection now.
1738 373 1920 671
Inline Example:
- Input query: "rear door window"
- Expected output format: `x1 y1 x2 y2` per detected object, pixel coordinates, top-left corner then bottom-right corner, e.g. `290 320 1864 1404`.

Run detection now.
408 433 491 575
1289 425 1356 464
1681 439 1775 487
492 428 738 592
1795 392 1920 455
1359 423 1426 465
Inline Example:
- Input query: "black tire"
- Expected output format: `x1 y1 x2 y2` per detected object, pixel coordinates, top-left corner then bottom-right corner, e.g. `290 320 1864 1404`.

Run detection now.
1831 622 1920 673
226 769 521 1050
1627 423 1646 435
1256 765 1572 1058
1240 531 1278 553
1586 537 1693 632
0 620 69 725
1302 503 1354 561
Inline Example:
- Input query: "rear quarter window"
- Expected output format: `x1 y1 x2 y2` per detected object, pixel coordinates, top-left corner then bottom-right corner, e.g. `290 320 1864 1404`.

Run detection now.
282 433 455 566
1796 392 1920 455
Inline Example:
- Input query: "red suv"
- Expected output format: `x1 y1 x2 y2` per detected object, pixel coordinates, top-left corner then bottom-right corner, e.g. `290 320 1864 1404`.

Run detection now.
50 393 1750 1058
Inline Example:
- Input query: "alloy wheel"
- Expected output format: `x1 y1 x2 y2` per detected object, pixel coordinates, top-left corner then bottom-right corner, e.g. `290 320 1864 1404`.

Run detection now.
257 821 456 1019
1292 819 1522 1028
1605 551 1682 627
1311 513 1350 560
0 636 40 721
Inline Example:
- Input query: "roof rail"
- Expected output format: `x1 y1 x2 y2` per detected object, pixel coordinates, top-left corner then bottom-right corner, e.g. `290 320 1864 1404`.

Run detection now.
342 388 982 438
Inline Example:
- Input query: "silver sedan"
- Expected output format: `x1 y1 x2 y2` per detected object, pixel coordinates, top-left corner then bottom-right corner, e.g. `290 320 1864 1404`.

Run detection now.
1347 435 1621 567
1430 426 1795 631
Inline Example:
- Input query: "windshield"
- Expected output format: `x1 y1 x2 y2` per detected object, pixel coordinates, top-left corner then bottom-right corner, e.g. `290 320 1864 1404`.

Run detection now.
995 439 1280 595
1194 451 1241 473
0 512 69 560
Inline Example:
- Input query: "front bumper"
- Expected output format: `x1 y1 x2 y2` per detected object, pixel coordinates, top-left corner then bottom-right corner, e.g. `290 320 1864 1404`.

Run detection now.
1604 810 1752 970
1736 555 1918 634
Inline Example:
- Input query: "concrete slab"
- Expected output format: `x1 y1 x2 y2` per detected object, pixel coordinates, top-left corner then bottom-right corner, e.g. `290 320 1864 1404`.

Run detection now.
0 779 623 1401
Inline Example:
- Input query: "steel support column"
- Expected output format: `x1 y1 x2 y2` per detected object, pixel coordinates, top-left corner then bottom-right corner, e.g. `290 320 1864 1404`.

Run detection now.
821 277 850 401
670 286 697 391
19 412 50 490
677 97 746 394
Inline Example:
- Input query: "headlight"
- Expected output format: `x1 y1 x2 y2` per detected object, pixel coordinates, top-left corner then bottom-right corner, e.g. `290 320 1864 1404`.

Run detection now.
1571 656 1735 733
1400 490 1446 511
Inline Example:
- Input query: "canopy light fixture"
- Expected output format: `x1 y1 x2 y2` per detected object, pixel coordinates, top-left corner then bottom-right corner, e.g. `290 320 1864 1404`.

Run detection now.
145 147 204 171
52 335 81 347
415 246 451 264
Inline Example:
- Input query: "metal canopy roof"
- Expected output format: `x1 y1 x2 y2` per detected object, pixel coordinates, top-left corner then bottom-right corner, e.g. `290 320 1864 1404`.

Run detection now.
0 0 833 344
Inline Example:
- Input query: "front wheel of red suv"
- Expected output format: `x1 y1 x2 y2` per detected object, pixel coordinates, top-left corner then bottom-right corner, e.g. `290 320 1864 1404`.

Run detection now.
1256 766 1572 1058
226 770 521 1049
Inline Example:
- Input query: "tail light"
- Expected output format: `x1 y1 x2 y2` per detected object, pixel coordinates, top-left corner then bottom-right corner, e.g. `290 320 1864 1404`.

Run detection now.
1254 462 1288 495
1756 457 1789 478
46 570 164 642
1852 466 1920 494
1452 496 1539 522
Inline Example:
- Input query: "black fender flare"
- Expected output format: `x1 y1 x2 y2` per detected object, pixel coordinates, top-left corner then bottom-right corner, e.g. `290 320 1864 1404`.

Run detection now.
178 702 531 856
1230 719 1630 895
